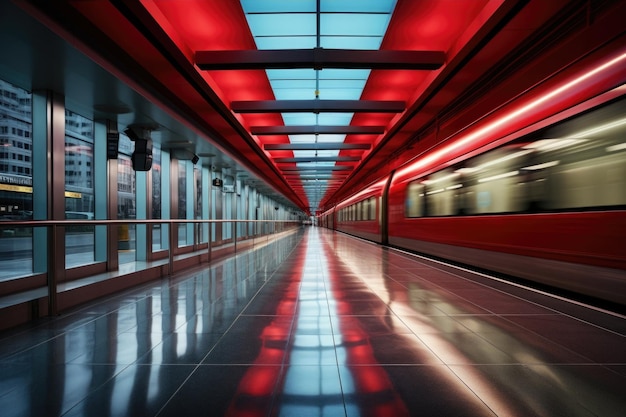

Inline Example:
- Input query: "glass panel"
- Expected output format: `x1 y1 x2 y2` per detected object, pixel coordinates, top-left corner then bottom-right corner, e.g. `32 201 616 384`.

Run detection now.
195 166 205 243
315 88 361 100
64 110 95 268
266 69 316 80
0 79 33 280
320 0 396 13
319 79 367 89
152 145 163 251
241 0 315 13
246 14 316 37
270 79 317 90
117 134 136 264
178 160 187 246
320 36 383 50
255 36 316 49
317 69 370 80
317 113 354 125
273 89 318 100
281 113 317 126
321 14 391 37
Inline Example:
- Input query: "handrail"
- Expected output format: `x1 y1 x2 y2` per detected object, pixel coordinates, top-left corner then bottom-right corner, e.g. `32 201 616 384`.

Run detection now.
0 218 303 316
0 219 302 227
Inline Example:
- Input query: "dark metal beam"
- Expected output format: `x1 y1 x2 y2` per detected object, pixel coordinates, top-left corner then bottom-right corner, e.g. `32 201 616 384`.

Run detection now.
285 177 350 183
274 156 360 163
298 178 345 181
251 125 386 135
281 166 354 171
195 48 445 70
231 100 405 113
264 142 371 151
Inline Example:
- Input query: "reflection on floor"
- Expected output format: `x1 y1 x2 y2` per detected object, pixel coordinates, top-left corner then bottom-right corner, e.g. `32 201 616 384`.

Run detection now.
1 227 625 416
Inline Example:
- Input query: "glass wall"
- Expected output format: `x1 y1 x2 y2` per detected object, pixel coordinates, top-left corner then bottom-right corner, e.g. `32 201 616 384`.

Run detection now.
178 159 188 246
152 145 163 251
0 79 33 280
64 110 95 268
195 166 206 244
0 80 297 286
117 133 136 264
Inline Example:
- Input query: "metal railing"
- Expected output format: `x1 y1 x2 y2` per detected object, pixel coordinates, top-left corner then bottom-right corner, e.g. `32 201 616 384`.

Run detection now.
0 218 302 315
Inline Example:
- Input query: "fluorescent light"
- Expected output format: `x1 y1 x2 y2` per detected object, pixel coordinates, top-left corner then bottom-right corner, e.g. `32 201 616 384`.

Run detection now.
446 184 463 190
521 161 560 170
478 171 519 183
566 117 626 138
455 150 532 175
426 188 444 195
478 150 533 168
454 167 478 174
606 143 626 152
421 172 460 185
523 139 585 151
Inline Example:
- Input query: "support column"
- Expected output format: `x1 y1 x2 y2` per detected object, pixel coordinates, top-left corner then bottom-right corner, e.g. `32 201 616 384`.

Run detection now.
107 151 118 271
136 170 147 261
94 120 108 263
32 90 65 314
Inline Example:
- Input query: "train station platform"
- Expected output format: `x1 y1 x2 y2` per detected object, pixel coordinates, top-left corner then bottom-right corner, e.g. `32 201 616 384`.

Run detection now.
0 227 625 416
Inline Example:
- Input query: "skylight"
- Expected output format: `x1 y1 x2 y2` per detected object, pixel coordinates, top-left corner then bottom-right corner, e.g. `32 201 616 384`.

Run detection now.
240 0 398 211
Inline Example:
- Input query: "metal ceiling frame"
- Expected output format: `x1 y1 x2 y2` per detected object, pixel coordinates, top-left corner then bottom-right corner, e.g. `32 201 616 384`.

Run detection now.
264 143 371 151
195 48 445 70
250 125 386 135
274 156 361 163
231 99 405 113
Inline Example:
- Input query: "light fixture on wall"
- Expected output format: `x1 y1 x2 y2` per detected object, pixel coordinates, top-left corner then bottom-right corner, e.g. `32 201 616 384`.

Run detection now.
124 126 153 171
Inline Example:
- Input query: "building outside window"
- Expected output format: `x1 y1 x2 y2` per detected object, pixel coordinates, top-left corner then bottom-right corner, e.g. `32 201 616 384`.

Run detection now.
0 79 33 280
64 110 95 268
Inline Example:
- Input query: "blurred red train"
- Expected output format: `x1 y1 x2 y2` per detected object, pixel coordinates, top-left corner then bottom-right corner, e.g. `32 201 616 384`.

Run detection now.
319 37 626 306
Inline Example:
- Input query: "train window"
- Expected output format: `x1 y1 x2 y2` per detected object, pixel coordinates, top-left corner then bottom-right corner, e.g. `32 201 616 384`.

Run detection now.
405 182 425 217
404 96 626 217
361 199 369 220
520 98 626 211
422 169 463 216
369 197 376 220
462 149 529 214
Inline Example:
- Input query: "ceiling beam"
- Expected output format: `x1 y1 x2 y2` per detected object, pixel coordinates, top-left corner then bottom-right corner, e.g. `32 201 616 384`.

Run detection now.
274 156 360 163
281 166 353 172
264 142 371 151
231 100 405 113
250 125 386 135
299 176 344 180
286 176 348 180
195 48 445 70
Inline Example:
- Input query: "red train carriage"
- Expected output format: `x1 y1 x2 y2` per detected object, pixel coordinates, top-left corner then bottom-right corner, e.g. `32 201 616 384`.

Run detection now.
321 32 626 306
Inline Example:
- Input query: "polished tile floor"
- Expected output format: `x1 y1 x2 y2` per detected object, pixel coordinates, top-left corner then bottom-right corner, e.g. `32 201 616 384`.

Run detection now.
1 228 625 416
